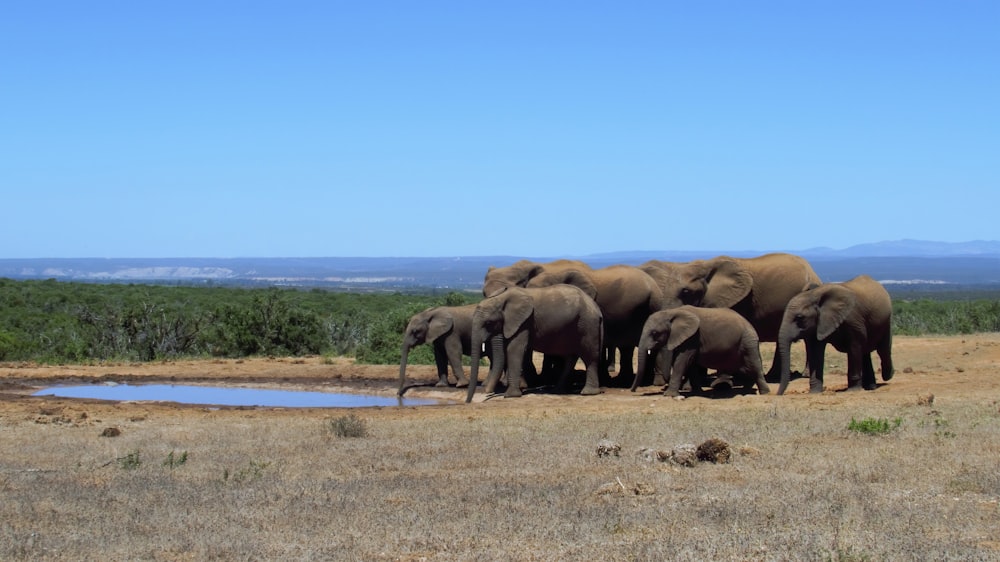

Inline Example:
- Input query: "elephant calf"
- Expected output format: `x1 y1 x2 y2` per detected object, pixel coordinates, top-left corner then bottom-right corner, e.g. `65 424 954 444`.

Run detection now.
632 306 771 397
399 304 503 396
776 275 893 395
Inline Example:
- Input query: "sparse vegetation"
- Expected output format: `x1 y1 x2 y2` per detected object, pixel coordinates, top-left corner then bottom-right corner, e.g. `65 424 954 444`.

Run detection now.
163 450 188 469
117 450 142 470
3 393 1000 560
847 416 903 435
327 413 368 438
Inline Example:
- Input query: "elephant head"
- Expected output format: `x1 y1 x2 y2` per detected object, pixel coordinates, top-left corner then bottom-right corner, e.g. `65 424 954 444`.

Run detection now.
466 291 534 402
398 307 455 395
662 258 753 310
482 259 593 298
776 285 857 395
632 308 701 393
482 260 543 298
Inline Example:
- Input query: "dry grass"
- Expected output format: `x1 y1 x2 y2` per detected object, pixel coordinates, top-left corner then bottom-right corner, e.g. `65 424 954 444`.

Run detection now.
1 335 1000 560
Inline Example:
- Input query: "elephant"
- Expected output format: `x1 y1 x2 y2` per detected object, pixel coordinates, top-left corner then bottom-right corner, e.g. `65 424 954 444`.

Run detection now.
640 252 822 382
776 274 894 395
398 304 478 395
482 259 592 298
465 284 604 402
484 260 662 386
632 306 771 397
482 259 597 383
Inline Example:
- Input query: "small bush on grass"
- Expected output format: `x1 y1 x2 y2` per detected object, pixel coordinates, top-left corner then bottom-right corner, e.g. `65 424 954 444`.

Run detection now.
328 413 368 438
848 417 902 435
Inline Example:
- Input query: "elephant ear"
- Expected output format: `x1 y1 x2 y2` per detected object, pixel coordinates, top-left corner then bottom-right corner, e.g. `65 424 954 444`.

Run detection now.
703 258 753 308
502 291 534 340
817 285 857 340
425 313 454 342
666 308 701 351
524 264 546 284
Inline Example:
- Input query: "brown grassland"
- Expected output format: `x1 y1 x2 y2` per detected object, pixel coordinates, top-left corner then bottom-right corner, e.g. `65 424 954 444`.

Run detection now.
1 334 999 561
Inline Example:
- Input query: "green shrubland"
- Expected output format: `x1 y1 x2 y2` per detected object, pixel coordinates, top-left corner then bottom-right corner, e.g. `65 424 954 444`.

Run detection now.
0 278 477 364
0 278 996 364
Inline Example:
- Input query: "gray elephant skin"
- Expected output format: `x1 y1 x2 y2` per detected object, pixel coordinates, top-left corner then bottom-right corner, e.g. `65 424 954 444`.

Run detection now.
466 285 604 402
776 274 894 395
398 304 504 396
632 305 771 397
483 259 661 385
640 252 822 380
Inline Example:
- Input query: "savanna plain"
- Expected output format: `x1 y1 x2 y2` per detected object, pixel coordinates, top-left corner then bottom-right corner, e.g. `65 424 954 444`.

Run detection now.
2 335 1000 561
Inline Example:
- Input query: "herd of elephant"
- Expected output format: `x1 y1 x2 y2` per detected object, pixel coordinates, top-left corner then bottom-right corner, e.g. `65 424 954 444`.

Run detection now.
396 253 895 402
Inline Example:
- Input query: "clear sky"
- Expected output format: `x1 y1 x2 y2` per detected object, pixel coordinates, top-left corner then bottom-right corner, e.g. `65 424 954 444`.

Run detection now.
2 2 997 259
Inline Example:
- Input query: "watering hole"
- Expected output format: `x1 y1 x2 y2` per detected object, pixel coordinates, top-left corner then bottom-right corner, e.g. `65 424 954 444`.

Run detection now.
33 383 447 408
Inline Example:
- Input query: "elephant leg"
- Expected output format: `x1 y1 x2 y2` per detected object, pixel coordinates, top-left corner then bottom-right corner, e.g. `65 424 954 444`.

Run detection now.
746 349 771 395
808 340 826 393
862 353 877 390
878 332 894 381
581 355 601 395
845 342 865 391
444 338 468 388
665 349 698 397
433 345 450 387
554 355 576 394
651 352 667 386
503 332 529 398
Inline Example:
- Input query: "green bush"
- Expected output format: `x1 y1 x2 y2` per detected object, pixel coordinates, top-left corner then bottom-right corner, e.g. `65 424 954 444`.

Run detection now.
893 298 1000 335
847 417 902 435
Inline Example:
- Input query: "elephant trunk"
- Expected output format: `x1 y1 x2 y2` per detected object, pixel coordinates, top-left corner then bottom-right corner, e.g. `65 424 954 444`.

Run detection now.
776 326 798 396
466 328 486 403
632 347 650 391
397 341 413 396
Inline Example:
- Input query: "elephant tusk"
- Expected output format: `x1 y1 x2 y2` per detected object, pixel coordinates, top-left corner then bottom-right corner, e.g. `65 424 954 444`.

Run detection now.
482 343 486 353
647 349 652 356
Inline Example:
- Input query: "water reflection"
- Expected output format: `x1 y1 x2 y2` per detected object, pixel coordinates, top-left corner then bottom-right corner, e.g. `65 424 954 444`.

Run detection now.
33 383 443 408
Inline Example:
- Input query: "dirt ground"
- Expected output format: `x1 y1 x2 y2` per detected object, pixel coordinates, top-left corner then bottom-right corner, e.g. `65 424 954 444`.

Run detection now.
2 333 999 423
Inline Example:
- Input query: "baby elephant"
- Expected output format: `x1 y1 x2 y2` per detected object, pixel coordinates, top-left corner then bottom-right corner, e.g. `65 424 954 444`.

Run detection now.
776 275 893 395
399 304 485 395
632 305 771 397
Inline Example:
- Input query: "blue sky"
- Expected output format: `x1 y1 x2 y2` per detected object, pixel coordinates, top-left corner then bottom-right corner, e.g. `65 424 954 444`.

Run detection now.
2 2 997 258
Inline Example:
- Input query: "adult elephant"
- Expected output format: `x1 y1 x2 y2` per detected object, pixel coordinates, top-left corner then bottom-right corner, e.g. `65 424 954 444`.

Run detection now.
776 275 893 395
465 285 604 402
527 264 662 386
640 253 822 381
482 259 595 384
633 306 771 397
485 260 662 386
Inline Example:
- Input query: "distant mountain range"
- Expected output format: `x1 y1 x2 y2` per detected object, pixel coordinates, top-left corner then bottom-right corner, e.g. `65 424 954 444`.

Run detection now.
2 240 998 291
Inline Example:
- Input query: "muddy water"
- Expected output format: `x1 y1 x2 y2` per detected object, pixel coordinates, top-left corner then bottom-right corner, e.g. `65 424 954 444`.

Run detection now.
33 383 446 408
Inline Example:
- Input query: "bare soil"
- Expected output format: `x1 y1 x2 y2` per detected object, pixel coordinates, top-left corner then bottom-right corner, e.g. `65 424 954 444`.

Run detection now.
2 334 999 422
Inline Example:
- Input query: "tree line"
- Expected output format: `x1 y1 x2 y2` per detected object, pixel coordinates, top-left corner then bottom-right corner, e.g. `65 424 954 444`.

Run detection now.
0 278 996 364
